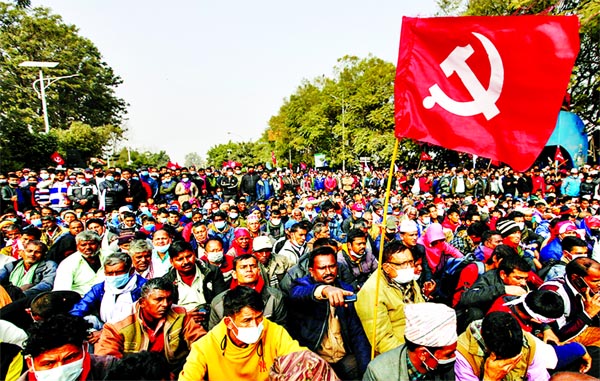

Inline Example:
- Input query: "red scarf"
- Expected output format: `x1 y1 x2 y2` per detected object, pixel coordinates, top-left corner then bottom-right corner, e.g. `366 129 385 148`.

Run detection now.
230 274 265 294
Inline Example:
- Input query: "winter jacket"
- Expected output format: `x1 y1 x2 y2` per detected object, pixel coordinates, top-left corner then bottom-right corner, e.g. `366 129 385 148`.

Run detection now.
288 276 371 375
96 303 205 365
70 275 147 318
0 259 57 297
456 269 506 313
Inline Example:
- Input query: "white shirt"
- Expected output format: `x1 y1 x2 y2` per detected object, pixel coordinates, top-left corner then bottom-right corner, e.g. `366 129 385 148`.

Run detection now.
53 251 104 296
176 265 206 311
151 250 172 278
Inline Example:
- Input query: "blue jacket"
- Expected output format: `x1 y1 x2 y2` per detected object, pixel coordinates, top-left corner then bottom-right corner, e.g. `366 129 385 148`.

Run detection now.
540 237 563 264
287 275 371 375
70 274 147 318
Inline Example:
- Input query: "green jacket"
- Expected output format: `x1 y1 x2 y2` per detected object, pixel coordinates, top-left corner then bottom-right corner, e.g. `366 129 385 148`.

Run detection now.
96 303 205 366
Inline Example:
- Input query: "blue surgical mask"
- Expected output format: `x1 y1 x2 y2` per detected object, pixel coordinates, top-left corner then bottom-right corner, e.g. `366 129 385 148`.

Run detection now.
145 223 156 232
156 243 170 253
105 273 131 289
214 221 226 230
105 176 114 181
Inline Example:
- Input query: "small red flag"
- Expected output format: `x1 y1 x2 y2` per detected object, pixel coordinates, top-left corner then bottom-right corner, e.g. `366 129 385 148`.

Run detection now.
271 151 277 166
167 161 177 170
300 162 307 170
554 146 565 162
420 151 432 161
50 151 64 165
395 16 579 172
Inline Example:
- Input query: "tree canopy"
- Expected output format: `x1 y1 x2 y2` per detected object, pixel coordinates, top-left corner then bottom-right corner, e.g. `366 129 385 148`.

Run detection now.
0 2 127 170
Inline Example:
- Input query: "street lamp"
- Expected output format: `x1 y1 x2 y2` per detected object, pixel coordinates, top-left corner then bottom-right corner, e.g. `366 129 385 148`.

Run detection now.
330 94 347 172
19 61 79 134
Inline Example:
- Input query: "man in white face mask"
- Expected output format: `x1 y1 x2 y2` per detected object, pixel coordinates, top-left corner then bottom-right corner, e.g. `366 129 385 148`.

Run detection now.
180 286 333 381
355 240 425 355
21 314 117 381
363 303 457 381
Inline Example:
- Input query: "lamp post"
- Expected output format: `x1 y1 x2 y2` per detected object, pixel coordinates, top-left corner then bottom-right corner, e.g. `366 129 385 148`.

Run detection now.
329 94 347 172
19 61 79 134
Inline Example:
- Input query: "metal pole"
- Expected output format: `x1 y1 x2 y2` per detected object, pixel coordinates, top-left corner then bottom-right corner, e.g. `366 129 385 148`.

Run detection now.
342 100 346 172
39 70 50 134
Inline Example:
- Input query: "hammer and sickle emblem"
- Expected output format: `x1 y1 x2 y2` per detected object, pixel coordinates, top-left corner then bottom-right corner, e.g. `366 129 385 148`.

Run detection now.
423 32 504 120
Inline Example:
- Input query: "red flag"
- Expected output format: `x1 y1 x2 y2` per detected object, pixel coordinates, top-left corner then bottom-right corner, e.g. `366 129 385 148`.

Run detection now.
395 16 579 172
166 161 177 170
50 151 64 165
420 151 432 161
554 146 565 162
300 162 307 170
271 151 277 166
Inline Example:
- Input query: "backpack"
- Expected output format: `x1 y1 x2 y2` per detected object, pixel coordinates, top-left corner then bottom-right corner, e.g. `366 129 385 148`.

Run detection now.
537 259 565 281
432 254 485 307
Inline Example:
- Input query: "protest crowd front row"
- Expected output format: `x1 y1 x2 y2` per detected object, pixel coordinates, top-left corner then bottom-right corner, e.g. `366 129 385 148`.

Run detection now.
0 162 599 381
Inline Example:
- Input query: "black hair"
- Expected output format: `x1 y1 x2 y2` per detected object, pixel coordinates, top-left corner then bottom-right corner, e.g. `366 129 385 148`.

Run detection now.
205 236 224 248
22 227 42 240
104 351 171 380
467 221 489 239
23 314 91 357
482 230 501 245
308 245 337 268
382 240 410 264
223 286 264 317
167 240 195 259
561 236 588 253
347 228 368 244
232 253 257 270
498 254 531 276
30 291 81 318
566 257 600 279
486 244 518 266
524 290 564 319
482 312 523 360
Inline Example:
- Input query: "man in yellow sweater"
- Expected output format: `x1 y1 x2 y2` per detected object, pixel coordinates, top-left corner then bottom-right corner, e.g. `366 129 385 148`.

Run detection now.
179 286 336 381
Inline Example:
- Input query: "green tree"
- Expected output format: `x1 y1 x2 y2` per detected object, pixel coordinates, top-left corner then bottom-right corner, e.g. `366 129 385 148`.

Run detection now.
184 152 206 168
0 2 127 170
111 148 170 169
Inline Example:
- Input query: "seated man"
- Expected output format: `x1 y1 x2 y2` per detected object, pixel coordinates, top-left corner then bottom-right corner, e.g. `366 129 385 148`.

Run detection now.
355 240 425 355
363 303 457 381
20 314 117 381
0 240 56 300
127 239 154 279
455 311 550 381
199 237 235 285
253 235 293 289
46 219 84 263
70 252 147 333
209 254 286 329
541 257 600 347
53 231 105 296
457 254 531 324
543 236 588 281
96 277 205 372
337 229 378 290
180 286 334 381
162 240 227 328
288 246 370 379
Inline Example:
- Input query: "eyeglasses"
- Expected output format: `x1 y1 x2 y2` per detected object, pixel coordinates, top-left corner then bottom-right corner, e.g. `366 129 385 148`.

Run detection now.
387 260 414 269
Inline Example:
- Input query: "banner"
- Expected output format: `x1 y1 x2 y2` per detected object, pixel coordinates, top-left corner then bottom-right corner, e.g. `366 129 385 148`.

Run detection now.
395 16 579 171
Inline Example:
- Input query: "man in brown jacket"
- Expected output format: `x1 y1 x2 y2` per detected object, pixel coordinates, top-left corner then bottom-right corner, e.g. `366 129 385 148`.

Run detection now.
96 277 205 373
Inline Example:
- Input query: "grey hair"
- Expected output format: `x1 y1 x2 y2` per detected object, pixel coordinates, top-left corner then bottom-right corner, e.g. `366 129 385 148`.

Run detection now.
129 239 153 254
312 222 327 235
75 230 101 243
104 252 132 270
140 277 175 300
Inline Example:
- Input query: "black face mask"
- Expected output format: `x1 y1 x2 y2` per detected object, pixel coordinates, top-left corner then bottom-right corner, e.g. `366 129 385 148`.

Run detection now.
591 230 600 238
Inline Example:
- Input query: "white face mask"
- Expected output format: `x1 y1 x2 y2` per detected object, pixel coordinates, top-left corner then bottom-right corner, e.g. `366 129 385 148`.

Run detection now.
422 216 431 225
155 243 170 253
353 212 363 219
392 267 415 284
207 250 224 263
33 353 84 381
232 320 264 344
516 222 525 231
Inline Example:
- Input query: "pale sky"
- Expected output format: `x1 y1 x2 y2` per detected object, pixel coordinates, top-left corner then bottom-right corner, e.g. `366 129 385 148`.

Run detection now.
31 0 439 164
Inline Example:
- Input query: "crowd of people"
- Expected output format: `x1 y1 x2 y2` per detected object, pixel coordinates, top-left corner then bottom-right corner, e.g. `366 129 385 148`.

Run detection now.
1 162 600 380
